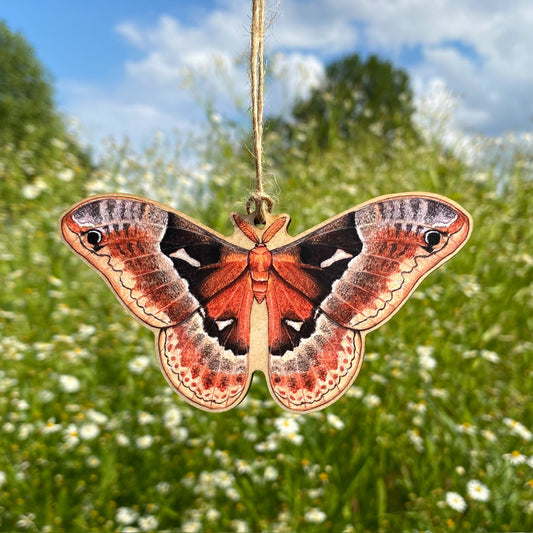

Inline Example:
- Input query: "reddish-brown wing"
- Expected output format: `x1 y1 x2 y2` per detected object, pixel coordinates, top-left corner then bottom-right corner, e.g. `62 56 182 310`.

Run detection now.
266 193 472 411
60 194 253 411
265 268 364 411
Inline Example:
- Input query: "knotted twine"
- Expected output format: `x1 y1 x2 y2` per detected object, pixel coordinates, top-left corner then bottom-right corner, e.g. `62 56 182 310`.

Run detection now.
246 0 274 225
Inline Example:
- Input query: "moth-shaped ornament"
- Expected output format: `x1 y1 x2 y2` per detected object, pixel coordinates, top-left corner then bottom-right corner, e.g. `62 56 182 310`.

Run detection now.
60 192 472 412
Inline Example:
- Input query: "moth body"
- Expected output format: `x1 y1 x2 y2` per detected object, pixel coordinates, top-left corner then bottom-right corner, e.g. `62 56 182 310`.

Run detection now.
248 244 272 304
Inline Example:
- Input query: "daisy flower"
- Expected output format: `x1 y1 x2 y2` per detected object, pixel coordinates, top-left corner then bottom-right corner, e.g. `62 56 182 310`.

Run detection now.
79 423 100 440
504 450 527 465
136 435 154 449
274 415 300 435
58 374 81 393
445 491 467 512
304 507 327 524
503 417 532 441
116 507 139 526
467 479 490 501
128 355 150 374
327 413 345 430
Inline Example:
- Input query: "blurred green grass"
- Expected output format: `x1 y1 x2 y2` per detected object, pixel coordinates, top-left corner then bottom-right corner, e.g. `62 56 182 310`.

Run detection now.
0 114 532 533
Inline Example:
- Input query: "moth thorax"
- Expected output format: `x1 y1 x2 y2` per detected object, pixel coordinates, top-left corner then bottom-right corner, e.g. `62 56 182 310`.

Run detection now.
248 244 272 275
248 244 272 303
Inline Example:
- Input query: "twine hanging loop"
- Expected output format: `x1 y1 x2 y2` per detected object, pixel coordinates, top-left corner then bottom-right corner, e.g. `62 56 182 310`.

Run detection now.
247 0 274 225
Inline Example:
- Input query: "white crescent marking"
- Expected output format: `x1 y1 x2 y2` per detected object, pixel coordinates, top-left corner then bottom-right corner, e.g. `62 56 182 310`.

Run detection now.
320 248 353 268
169 248 201 267
285 319 304 332
216 319 234 331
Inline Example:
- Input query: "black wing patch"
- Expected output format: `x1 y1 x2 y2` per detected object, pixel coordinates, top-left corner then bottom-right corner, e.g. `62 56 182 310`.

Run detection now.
273 211 363 306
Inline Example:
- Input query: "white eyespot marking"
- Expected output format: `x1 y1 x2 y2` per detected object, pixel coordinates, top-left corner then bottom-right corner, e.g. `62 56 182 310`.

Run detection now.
285 319 304 332
215 319 234 331
169 248 201 267
320 248 353 268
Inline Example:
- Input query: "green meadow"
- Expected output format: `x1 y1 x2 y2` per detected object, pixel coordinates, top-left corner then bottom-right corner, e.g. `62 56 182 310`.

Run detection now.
0 29 532 533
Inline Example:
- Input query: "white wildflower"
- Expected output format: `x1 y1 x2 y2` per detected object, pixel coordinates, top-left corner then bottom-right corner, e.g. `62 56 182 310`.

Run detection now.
163 407 182 428
480 350 500 363
22 184 41 200
346 386 364 398
235 460 252 474
136 435 154 449
481 429 497 442
417 346 437 370
51 138 67 149
467 479 490 501
39 390 55 403
304 507 327 523
58 168 74 182
307 488 325 498
116 433 130 446
457 422 476 435
274 415 300 435
86 456 101 468
407 429 424 453
13 399 29 410
226 487 241 501
503 417 532 441
137 411 155 425
445 491 467 512
284 432 304 445
63 424 79 448
182 520 202 533
3 422 15 433
206 508 220 521
138 514 158 531
231 519 249 532
430 387 448 398
407 401 427 413
363 394 381 408
327 413 345 430
15 513 36 529
128 355 150 374
116 506 139 525
370 373 388 384
79 423 100 440
18 423 34 439
59 374 81 393
504 450 527 465
155 481 171 494
86 409 108 425
213 470 234 490
264 465 279 481
78 324 97 338
170 427 188 442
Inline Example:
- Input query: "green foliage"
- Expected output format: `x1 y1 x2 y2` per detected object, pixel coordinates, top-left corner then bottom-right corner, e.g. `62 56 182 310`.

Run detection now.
0 45 532 532
0 21 59 150
266 54 417 157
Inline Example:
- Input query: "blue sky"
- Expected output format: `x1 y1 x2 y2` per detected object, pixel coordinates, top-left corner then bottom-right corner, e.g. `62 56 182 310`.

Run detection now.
2 0 533 151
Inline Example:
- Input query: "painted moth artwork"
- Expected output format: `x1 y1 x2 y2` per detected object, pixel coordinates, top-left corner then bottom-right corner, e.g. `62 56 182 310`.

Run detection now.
60 192 472 413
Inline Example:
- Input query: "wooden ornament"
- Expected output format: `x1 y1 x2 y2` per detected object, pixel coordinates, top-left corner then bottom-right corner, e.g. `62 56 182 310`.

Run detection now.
60 192 472 412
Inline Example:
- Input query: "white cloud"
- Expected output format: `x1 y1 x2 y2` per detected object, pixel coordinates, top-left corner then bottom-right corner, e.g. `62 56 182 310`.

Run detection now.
330 0 533 134
270 52 325 112
58 0 533 152
273 1 359 51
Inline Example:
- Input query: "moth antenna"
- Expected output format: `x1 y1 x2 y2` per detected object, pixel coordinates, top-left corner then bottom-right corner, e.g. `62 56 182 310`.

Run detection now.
261 216 287 243
233 215 260 243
